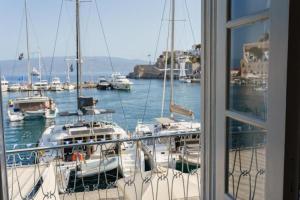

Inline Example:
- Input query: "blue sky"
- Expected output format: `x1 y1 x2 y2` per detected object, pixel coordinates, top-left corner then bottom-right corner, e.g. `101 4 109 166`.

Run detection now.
0 0 201 61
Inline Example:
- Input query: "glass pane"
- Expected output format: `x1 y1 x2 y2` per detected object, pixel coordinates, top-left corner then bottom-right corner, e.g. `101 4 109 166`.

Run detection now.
228 20 269 121
230 0 270 20
226 118 266 200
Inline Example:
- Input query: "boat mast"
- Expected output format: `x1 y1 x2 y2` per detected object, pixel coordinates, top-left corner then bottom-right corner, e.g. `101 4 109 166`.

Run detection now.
170 0 175 118
38 51 41 82
25 0 31 87
67 61 70 83
76 0 82 110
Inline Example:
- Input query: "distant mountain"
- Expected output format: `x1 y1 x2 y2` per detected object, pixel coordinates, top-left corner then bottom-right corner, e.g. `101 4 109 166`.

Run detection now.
0 56 146 79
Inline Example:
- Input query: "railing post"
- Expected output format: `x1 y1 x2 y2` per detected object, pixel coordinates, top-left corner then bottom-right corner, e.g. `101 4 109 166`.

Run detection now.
0 73 9 200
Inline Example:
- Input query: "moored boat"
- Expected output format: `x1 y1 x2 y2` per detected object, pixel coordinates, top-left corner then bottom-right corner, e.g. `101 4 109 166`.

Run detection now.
38 0 128 179
8 2 58 122
50 77 64 91
32 80 49 91
63 82 75 90
134 0 201 170
8 95 58 121
110 72 133 90
8 83 21 92
1 76 8 92
97 77 111 90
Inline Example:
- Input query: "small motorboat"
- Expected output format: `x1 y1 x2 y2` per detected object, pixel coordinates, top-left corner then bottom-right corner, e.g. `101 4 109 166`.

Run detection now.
97 77 111 90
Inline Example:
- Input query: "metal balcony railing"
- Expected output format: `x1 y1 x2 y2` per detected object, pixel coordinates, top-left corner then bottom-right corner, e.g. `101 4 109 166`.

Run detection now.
4 131 201 200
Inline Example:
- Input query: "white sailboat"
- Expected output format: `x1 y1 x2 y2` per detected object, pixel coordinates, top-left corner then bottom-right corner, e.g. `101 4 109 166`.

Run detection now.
32 51 50 91
39 0 128 178
1 76 9 92
63 59 75 90
178 57 192 83
7 0 58 122
134 0 200 168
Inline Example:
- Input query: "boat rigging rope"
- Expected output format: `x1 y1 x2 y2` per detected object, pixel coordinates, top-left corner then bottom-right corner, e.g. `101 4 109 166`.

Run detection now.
26 11 50 87
141 0 168 122
184 0 196 44
94 0 128 130
10 8 25 82
161 0 172 117
49 0 64 83
152 0 168 64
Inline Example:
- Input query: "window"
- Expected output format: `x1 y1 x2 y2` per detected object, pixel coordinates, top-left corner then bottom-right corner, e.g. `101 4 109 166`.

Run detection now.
211 0 289 199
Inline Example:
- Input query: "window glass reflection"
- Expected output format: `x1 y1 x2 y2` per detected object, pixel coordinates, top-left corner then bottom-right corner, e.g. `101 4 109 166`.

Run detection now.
230 0 270 20
228 20 269 121
226 118 266 200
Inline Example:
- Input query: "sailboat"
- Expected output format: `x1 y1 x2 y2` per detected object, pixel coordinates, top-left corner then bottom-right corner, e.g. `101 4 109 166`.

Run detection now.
39 0 128 178
178 57 192 83
63 59 75 90
1 76 9 92
134 0 200 169
32 51 50 91
7 0 58 122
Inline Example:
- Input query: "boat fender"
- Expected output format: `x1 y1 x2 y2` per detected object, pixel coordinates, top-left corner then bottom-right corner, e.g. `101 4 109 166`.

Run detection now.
8 99 14 107
72 152 84 161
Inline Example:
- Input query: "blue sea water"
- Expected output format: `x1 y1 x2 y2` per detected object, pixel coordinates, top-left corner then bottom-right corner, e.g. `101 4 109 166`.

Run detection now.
2 79 201 150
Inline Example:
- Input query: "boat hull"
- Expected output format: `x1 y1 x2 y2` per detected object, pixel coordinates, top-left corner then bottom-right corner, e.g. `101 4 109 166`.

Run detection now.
76 156 119 178
63 84 75 90
112 83 132 90
97 83 111 90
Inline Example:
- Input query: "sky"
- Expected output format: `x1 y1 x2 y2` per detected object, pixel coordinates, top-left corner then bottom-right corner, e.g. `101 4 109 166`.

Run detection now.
0 0 201 61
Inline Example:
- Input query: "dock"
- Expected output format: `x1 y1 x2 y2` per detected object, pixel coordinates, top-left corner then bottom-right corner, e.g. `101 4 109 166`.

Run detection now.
7 163 59 200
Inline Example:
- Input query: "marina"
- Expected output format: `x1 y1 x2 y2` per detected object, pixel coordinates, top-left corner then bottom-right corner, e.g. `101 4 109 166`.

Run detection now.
0 0 202 199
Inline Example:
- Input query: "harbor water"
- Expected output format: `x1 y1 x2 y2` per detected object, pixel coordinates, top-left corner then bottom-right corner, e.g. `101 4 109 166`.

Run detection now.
2 79 201 150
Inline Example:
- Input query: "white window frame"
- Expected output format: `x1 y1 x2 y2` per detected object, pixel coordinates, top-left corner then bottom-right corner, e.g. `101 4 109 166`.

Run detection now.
201 0 290 199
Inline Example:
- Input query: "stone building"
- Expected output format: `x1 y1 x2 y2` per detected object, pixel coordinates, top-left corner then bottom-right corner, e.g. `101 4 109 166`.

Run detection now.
240 41 269 79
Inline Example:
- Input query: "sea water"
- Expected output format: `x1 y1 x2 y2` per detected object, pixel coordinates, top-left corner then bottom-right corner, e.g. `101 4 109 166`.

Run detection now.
2 79 201 150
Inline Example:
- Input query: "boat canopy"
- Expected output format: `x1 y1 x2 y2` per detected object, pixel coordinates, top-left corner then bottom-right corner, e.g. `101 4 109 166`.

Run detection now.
14 96 50 103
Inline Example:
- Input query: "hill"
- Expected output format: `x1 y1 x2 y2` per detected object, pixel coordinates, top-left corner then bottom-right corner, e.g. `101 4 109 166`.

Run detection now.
0 56 146 79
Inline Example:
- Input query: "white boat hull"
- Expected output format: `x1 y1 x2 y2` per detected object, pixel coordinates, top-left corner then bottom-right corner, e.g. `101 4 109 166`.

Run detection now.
1 85 8 92
76 156 119 178
8 108 58 121
7 110 24 121
50 85 64 91
112 83 132 90
32 86 49 91
63 84 75 90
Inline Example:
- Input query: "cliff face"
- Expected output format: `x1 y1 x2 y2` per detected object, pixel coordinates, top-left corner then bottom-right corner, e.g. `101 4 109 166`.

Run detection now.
127 64 164 79
128 44 202 79
128 62 201 79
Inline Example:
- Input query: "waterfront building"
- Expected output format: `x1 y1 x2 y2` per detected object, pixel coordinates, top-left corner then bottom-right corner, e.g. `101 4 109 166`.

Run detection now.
240 41 269 79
